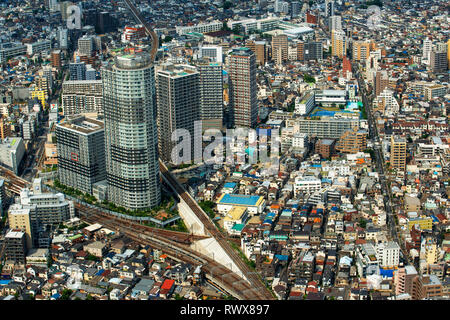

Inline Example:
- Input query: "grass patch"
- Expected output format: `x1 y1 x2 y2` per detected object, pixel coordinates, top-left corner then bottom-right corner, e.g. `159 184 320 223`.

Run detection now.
228 240 256 270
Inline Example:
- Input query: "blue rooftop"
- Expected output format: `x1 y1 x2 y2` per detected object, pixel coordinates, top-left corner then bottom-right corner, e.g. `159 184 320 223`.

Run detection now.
219 194 261 206
223 182 237 189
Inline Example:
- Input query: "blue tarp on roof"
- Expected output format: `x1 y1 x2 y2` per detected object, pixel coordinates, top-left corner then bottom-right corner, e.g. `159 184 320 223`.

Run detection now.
275 254 289 261
96 269 105 276
223 182 237 189
379 268 394 278
431 215 439 223
0 280 11 285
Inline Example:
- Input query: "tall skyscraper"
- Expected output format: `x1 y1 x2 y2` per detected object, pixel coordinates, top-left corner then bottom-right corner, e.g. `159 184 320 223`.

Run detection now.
197 62 224 131
56 115 106 194
102 53 161 210
156 64 201 163
229 48 257 128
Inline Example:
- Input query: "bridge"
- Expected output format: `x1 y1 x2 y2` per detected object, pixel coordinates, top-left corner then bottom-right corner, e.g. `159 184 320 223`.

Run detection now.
159 160 274 299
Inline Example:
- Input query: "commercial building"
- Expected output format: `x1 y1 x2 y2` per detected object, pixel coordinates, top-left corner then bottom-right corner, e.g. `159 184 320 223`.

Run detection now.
390 135 407 171
331 29 347 59
156 64 201 163
0 137 25 175
62 80 103 115
102 53 161 210
229 48 257 128
430 51 447 73
122 25 146 43
56 115 106 194
198 46 223 63
245 40 268 66
8 207 33 250
223 206 249 233
272 34 288 65
4 230 27 265
216 194 266 216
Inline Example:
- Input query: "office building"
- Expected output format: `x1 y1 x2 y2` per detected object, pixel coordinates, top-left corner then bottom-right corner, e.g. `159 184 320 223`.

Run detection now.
0 137 25 175
102 53 161 210
78 35 95 57
272 34 288 64
156 64 201 162
390 135 407 171
329 15 342 31
62 80 103 115
4 230 27 265
229 48 257 128
56 115 106 194
245 40 267 65
69 62 87 81
325 0 335 17
198 46 223 63
197 62 223 131
331 29 347 58
8 207 33 250
430 51 448 73
51 50 62 69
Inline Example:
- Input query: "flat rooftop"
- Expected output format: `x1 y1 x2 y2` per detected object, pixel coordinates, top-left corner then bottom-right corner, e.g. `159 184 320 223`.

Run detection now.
57 115 104 135
218 194 264 207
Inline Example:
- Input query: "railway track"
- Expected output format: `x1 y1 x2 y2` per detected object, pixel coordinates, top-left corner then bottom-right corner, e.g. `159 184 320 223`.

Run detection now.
159 160 274 300
123 0 159 62
79 207 268 299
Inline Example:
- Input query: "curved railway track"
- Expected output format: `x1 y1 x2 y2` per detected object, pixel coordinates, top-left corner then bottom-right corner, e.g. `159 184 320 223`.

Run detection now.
123 0 159 62
159 160 274 300
79 207 269 300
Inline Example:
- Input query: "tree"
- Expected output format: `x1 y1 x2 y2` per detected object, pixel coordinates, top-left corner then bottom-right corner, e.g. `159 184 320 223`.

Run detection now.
223 1 233 10
61 289 73 300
